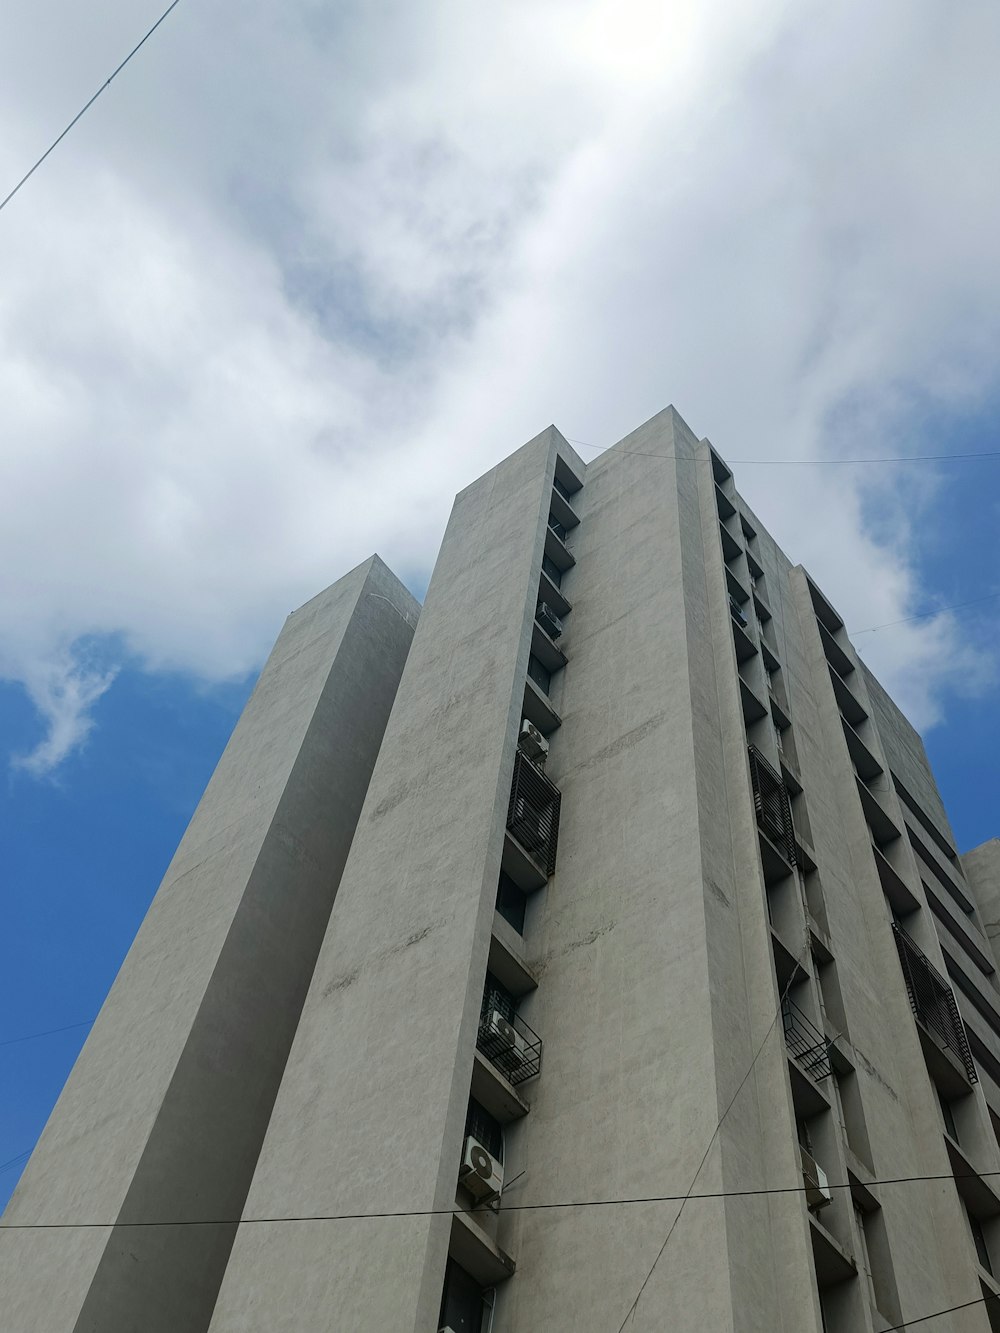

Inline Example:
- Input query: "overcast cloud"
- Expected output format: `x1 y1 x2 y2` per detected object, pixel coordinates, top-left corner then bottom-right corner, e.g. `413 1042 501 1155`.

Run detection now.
1 0 997 772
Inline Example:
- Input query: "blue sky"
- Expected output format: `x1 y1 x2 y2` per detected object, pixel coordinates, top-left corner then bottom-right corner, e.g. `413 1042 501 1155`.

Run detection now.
1 0 999 1210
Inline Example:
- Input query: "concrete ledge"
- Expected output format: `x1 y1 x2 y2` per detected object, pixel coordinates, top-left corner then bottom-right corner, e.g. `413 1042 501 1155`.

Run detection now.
449 1211 516 1287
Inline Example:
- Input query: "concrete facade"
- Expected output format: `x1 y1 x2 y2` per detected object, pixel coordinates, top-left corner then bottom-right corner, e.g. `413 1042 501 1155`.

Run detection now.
4 409 997 1332
0 556 417 1333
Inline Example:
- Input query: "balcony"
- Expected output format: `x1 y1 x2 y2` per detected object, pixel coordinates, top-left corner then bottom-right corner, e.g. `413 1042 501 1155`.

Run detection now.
855 774 901 848
477 1003 542 1087
531 615 567 675
749 745 797 868
715 483 736 519
841 718 883 782
549 483 579 534
817 619 854 679
729 595 749 628
544 516 575 572
732 614 758 664
783 996 833 1081
539 564 572 618
871 843 919 915
719 521 742 564
522 676 560 737
828 663 867 728
892 922 978 1092
507 750 561 879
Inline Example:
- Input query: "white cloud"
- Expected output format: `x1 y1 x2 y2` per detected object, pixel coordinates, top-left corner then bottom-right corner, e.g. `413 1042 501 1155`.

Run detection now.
0 0 997 769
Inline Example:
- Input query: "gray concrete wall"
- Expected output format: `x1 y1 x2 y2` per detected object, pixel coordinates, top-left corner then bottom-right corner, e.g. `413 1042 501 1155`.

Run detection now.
965 841 1000 967
208 430 570 1333
0 556 417 1333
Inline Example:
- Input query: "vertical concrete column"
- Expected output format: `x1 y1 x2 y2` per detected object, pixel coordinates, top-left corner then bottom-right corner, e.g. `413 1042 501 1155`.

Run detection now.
208 430 567 1333
0 556 417 1333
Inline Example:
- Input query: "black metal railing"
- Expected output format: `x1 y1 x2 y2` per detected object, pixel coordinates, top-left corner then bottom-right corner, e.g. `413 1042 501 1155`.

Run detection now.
547 513 568 542
478 978 542 1085
782 996 832 1080
748 745 797 866
507 750 561 876
892 923 978 1083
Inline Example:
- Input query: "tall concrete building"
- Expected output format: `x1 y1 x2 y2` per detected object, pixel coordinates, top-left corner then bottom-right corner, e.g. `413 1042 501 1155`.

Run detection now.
3 407 999 1333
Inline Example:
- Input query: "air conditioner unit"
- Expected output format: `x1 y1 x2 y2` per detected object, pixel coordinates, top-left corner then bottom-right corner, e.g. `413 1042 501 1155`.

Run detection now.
460 1136 503 1201
536 603 563 639
438 1327 459 1333
519 718 549 760
800 1147 832 1210
488 1009 527 1068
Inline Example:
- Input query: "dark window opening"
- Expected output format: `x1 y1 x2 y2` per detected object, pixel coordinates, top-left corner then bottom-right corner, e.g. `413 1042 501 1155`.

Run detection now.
439 1258 486 1333
547 513 568 541
527 653 551 695
495 871 527 934
465 1097 502 1160
541 554 563 587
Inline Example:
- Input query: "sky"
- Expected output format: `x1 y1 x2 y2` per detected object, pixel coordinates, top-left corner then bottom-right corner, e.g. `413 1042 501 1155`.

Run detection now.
1 0 998 1208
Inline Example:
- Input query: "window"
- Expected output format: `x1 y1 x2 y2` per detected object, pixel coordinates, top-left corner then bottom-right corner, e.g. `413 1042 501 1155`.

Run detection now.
465 1098 502 1159
495 871 527 934
439 1259 486 1333
541 554 563 587
527 653 551 695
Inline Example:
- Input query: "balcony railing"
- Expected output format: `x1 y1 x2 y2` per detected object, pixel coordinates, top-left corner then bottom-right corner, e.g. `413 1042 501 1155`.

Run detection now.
748 745 797 867
507 750 561 876
892 923 978 1084
782 996 832 1080
478 983 542 1086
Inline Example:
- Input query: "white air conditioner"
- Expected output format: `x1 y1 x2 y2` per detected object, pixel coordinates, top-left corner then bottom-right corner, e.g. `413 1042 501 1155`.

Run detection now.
536 603 563 639
439 1327 459 1333
488 1009 527 1067
800 1147 832 1210
460 1135 503 1201
519 718 549 760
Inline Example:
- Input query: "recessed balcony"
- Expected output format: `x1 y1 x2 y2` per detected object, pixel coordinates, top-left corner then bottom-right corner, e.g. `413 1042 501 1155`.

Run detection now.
749 745 798 868
871 843 919 914
828 663 867 727
720 522 742 563
732 615 758 663
506 750 561 880
817 619 854 679
549 485 579 533
893 921 978 1093
739 676 768 726
539 566 572 619
449 1212 515 1288
842 718 883 782
531 617 567 675
715 483 736 519
855 775 901 847
522 677 560 737
544 519 575 572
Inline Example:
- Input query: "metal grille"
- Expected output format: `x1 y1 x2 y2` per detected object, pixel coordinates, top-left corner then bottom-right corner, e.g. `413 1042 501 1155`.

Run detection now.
465 1097 502 1159
507 750 561 876
892 923 978 1083
477 975 542 1086
748 744 796 866
782 996 832 1080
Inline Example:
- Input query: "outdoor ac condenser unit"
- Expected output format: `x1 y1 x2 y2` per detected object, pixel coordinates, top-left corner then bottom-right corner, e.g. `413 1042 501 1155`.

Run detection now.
489 1010 527 1067
519 718 549 760
800 1147 833 1210
460 1136 503 1201
536 603 563 639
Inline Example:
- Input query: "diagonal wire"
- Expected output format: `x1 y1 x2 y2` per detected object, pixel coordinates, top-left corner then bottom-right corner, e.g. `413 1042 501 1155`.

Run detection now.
885 1290 1000 1329
0 0 184 216
613 945 807 1331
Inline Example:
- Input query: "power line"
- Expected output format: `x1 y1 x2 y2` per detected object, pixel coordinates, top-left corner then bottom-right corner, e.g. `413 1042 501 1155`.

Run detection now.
0 0 184 216
0 1019 95 1050
566 438 1000 466
850 592 1000 636
885 1291 1000 1330
5 1164 1000 1228
0 1151 31 1176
